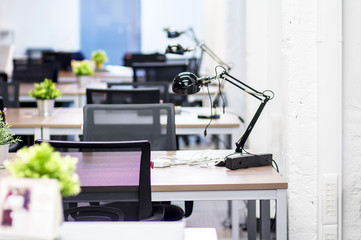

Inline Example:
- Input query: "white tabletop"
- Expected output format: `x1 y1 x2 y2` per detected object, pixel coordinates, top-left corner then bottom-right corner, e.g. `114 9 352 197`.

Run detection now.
58 222 218 240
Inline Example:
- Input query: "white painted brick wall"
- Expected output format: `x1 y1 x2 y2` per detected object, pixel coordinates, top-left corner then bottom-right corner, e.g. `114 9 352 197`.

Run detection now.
282 0 318 237
343 0 361 238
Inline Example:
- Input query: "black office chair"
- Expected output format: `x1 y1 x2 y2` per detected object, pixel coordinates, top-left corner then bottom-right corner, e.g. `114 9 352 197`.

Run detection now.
0 97 5 121
34 139 164 221
131 62 187 83
83 103 177 151
64 206 125 221
83 104 189 220
12 59 59 83
42 51 73 71
86 88 161 105
25 48 54 61
0 72 8 82
107 81 170 103
0 81 20 108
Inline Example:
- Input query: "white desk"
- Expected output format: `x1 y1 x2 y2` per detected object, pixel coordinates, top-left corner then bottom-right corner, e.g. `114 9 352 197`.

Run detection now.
38 107 241 145
5 108 44 140
19 82 220 108
150 150 288 240
5 107 240 148
1 150 287 240
19 66 133 108
59 222 218 240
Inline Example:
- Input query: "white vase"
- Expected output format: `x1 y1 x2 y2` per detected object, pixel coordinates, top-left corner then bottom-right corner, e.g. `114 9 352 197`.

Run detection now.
0 144 9 166
36 99 55 116
77 76 92 89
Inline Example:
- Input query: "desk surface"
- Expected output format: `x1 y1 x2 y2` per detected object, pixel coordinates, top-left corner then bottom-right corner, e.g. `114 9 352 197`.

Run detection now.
58 65 133 80
5 107 240 130
20 83 84 97
131 60 189 68
59 222 218 240
151 150 287 191
19 82 220 98
5 108 46 128
2 150 287 191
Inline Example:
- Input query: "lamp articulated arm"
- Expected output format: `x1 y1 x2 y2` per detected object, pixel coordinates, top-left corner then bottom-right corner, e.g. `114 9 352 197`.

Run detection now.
219 71 271 153
199 44 232 72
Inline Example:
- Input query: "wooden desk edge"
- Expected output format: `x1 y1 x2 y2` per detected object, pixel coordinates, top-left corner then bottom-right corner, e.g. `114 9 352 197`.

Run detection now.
152 182 288 192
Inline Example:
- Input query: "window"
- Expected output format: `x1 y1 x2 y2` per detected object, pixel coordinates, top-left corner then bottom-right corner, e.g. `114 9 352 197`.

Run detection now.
80 0 140 65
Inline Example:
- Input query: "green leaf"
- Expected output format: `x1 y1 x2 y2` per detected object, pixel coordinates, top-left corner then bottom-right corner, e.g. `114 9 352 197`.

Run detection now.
0 115 21 145
91 50 108 64
4 142 81 197
29 78 61 100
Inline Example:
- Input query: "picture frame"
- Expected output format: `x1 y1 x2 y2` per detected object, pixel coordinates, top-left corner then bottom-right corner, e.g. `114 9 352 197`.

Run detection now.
0 178 63 240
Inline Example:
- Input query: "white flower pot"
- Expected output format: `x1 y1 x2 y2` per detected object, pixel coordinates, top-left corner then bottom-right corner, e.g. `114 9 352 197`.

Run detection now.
0 144 9 166
77 76 93 89
36 99 55 116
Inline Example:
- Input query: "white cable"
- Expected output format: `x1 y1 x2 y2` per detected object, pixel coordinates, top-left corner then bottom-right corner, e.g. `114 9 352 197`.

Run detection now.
152 150 224 168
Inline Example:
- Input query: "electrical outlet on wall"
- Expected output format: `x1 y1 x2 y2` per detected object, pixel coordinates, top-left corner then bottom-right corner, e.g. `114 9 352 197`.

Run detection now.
322 174 338 225
323 225 337 240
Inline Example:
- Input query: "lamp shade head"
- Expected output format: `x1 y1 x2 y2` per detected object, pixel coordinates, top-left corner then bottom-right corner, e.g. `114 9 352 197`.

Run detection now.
166 29 182 38
166 44 186 55
172 72 201 95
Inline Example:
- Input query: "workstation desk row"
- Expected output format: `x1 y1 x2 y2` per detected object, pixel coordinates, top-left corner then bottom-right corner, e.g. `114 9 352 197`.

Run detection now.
1 150 287 240
6 107 240 144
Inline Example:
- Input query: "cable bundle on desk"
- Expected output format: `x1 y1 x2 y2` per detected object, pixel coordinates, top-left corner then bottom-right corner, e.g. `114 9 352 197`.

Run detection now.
152 150 224 168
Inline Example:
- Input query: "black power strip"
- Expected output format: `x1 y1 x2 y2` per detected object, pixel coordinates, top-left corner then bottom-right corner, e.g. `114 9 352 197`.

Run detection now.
225 153 273 170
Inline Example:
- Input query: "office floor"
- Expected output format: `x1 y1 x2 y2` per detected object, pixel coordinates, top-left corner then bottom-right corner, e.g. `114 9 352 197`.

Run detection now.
180 200 247 240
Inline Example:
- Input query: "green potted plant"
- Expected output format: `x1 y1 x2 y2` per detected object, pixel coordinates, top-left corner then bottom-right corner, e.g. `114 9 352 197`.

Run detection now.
0 115 21 166
29 78 61 116
4 142 81 198
91 50 108 70
71 60 95 89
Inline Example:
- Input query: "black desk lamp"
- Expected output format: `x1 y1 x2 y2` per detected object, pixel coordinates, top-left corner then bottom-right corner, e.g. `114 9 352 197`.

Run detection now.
164 27 232 72
172 70 274 170
164 27 232 119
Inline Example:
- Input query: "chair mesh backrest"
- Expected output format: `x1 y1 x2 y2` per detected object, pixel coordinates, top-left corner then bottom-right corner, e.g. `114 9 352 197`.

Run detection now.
134 65 187 83
86 88 160 104
83 103 177 151
107 82 170 103
34 139 152 221
0 82 19 108
12 59 59 83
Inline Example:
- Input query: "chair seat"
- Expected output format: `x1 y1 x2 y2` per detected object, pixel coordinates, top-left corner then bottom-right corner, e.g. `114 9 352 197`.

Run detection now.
64 206 125 221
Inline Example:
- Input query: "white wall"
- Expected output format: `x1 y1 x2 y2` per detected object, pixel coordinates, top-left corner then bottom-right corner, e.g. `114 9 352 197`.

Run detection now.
0 0 203 62
343 0 361 238
281 0 319 238
201 0 245 121
0 0 80 57
140 0 203 59
246 0 343 239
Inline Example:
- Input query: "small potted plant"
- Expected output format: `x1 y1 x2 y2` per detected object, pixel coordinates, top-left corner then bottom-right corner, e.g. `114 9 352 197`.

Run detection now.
0 115 21 166
29 78 61 116
91 50 108 70
71 60 95 89
4 142 81 198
